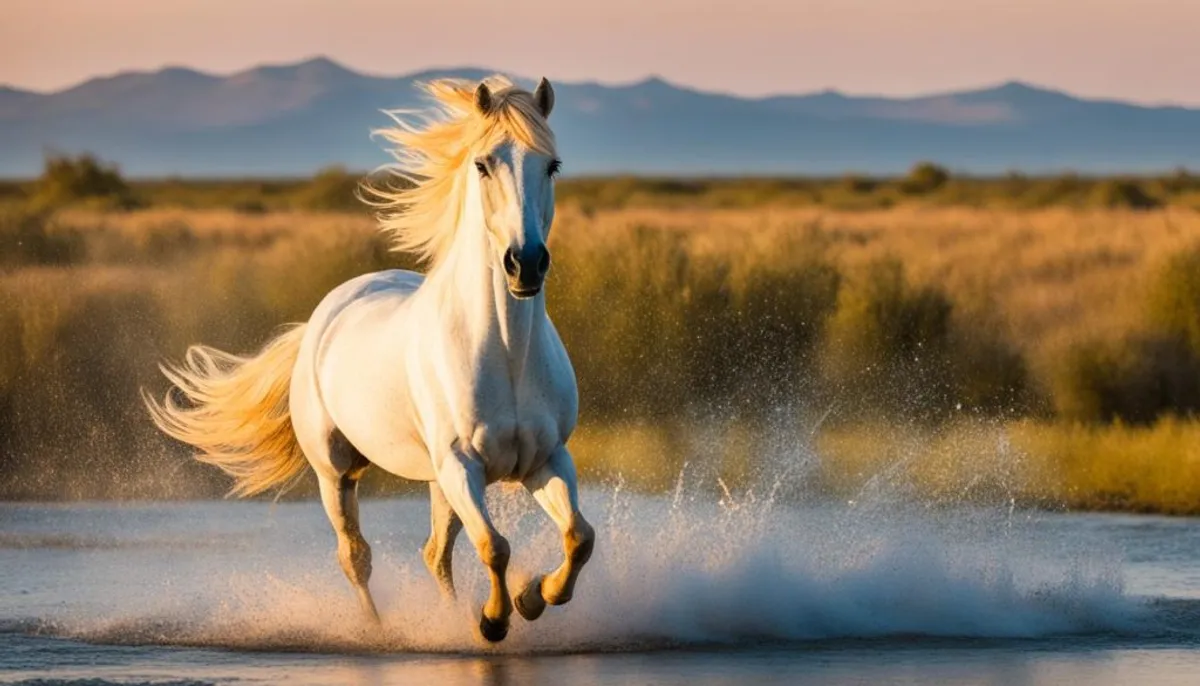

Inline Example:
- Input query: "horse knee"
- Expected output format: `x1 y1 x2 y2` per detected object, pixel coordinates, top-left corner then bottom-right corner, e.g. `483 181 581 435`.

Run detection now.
566 515 595 566
477 532 510 571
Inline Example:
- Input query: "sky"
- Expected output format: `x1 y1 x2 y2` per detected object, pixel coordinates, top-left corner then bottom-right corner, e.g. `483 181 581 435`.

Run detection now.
3 0 1199 105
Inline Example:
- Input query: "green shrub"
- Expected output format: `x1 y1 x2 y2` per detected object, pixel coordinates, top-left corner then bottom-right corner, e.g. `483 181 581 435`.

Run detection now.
1051 247 1200 423
900 162 950 195
1146 247 1200 353
292 166 363 211
28 153 139 211
1090 179 1162 210
840 174 877 194
821 259 954 418
1053 336 1200 423
949 312 1033 416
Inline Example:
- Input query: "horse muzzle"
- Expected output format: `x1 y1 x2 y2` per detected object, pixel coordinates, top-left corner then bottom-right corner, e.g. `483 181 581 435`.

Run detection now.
503 244 550 299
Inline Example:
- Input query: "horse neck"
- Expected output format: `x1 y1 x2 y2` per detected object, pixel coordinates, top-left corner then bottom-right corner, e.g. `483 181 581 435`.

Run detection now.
425 184 545 369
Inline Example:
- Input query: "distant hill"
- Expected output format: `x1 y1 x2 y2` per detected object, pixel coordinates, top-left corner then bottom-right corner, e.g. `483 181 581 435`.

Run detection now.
2 57 1198 177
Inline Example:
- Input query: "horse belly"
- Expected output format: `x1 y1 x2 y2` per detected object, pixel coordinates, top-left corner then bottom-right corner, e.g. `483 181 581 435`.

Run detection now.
324 384 435 481
365 437 436 481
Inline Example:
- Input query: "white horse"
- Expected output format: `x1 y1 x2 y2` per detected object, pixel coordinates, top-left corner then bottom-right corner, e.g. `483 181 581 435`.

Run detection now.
146 76 594 643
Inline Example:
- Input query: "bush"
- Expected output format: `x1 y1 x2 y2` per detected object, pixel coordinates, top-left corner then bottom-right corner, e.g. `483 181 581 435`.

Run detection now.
948 312 1032 416
28 153 139 211
1053 336 1200 423
840 174 877 194
1146 247 1200 354
292 166 363 211
1051 248 1200 423
900 162 950 195
821 259 955 418
549 224 841 420
688 241 841 412
1090 179 1162 210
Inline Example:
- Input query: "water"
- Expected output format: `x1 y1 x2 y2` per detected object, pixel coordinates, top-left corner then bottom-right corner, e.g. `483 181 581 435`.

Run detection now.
2 486 1199 685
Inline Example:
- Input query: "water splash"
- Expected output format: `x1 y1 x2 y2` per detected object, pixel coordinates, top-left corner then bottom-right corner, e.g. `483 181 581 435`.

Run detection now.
24 476 1146 655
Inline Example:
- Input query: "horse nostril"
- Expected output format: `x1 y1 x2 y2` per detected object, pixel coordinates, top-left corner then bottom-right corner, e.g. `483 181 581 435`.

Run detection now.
503 248 520 277
537 247 551 276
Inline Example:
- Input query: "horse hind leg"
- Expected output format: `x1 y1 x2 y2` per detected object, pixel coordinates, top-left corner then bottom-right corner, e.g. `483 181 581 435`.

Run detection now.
423 481 462 599
315 432 379 624
514 445 595 622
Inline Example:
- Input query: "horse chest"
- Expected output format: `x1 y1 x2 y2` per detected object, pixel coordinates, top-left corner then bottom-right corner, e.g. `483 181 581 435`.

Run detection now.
465 366 568 482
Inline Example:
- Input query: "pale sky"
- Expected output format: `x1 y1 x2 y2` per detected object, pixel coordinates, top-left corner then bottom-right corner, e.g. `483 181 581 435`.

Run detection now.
3 0 1199 105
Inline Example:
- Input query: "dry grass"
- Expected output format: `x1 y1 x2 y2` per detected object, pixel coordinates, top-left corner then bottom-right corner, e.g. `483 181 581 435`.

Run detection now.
3 205 1200 509
815 418 1200 514
558 206 1200 355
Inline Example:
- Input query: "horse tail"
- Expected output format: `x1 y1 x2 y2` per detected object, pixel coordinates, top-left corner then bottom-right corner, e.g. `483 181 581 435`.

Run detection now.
145 324 309 498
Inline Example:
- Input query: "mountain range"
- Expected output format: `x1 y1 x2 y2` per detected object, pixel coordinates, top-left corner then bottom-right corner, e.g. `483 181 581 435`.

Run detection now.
2 57 1198 177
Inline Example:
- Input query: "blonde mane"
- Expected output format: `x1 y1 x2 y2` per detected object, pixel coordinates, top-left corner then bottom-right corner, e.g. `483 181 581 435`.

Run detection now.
362 76 557 266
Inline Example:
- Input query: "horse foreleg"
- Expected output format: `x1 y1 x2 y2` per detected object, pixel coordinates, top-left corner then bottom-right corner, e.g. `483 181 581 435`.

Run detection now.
513 445 595 622
317 472 380 624
436 450 512 642
422 481 462 599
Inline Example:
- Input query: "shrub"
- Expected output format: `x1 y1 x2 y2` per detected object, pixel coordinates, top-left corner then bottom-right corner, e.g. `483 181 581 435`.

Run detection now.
1146 247 1200 354
1052 336 1200 423
28 153 139 211
900 162 950 195
840 174 877 194
688 241 841 413
949 314 1032 416
1090 179 1162 210
821 259 954 418
292 166 363 211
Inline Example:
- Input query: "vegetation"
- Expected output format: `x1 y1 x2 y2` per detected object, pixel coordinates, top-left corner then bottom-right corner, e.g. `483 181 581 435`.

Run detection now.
6 156 1200 214
24 154 139 211
3 155 1200 511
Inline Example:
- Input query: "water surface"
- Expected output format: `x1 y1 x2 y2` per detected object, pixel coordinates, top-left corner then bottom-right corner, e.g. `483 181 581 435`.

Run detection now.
2 489 1199 685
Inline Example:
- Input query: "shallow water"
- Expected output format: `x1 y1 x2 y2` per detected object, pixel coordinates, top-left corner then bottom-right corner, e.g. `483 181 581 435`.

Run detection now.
2 485 1199 685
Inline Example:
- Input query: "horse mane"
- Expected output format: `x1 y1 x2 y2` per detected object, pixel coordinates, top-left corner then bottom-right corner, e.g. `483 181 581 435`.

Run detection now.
361 75 557 266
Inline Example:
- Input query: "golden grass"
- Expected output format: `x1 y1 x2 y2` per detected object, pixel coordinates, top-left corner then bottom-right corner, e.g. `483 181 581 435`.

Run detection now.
560 415 1200 515
814 418 1200 514
48 204 1200 363
559 206 1200 346
3 205 1200 509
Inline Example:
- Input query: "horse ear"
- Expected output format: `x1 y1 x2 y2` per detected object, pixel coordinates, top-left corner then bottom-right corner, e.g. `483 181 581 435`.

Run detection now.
474 82 494 116
533 77 555 118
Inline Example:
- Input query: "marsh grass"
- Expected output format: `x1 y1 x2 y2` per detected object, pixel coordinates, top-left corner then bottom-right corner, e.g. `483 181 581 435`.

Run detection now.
2 203 1200 509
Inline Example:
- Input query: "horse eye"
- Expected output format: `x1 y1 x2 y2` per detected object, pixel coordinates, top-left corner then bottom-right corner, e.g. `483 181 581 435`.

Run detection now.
548 159 562 178
474 160 490 178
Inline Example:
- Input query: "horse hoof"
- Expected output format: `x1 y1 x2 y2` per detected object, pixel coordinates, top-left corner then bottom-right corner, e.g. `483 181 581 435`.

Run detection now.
514 576 547 621
479 614 509 643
